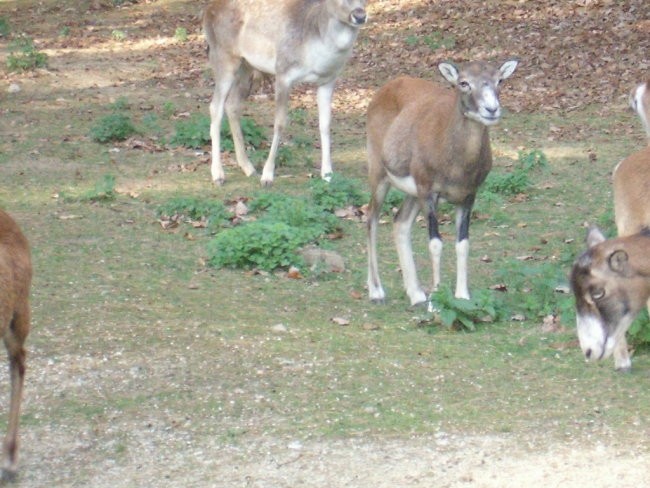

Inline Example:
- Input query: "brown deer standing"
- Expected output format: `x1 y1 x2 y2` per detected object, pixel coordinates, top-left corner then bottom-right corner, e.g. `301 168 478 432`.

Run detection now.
203 0 367 186
366 59 518 306
0 209 31 479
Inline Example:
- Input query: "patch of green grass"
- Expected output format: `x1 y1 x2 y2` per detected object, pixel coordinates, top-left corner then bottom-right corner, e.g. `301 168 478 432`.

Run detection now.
174 27 188 42
0 17 10 37
404 31 455 51
162 101 176 119
171 113 267 156
207 221 307 270
309 173 367 210
65 174 117 203
111 29 127 41
170 114 211 149
90 113 137 143
58 174 117 203
208 191 341 271
629 310 650 345
422 32 456 51
110 97 131 111
424 285 505 332
6 36 47 71
494 260 573 322
482 148 548 197
141 113 165 142
157 196 230 228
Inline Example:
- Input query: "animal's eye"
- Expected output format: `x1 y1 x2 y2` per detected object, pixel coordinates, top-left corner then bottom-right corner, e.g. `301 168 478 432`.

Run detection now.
591 288 605 301
459 80 471 90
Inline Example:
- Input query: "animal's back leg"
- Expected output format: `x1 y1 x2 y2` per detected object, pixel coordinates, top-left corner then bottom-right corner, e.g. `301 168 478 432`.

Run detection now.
367 178 391 303
208 53 241 185
2 308 28 479
395 196 427 306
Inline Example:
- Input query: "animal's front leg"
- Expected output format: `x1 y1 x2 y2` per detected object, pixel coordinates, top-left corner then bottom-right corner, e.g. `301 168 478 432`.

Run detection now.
426 194 443 296
261 79 291 187
316 81 335 181
454 198 474 300
613 336 632 372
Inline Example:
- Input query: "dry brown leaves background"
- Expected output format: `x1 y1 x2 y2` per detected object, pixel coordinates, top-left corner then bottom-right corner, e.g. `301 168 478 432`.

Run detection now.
4 0 648 115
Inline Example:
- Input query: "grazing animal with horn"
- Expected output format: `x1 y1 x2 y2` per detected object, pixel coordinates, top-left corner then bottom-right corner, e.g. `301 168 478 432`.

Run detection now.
570 227 650 371
366 59 518 305
571 82 650 370
203 0 367 186
0 209 31 479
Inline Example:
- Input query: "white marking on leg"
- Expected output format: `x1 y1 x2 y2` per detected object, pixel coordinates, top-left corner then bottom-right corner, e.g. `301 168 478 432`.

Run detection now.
455 238 470 299
317 82 334 180
429 237 442 292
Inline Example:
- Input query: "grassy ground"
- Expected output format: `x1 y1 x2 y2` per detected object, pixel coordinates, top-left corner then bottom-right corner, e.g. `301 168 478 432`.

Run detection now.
1 0 650 486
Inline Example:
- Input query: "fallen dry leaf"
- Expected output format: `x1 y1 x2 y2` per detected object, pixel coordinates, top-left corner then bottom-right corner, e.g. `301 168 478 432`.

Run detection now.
331 317 350 326
235 200 249 217
489 283 508 292
287 266 303 279
541 314 566 334
159 219 179 230
349 290 363 300
549 340 579 351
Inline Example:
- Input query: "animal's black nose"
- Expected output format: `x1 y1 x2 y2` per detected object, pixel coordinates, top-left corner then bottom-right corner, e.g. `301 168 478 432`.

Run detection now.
585 349 592 359
352 8 367 24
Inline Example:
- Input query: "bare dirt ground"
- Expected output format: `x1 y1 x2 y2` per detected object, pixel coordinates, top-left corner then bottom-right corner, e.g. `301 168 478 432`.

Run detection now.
2 0 650 486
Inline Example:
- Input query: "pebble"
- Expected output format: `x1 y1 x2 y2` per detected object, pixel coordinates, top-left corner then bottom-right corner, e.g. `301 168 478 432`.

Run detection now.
271 323 287 333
